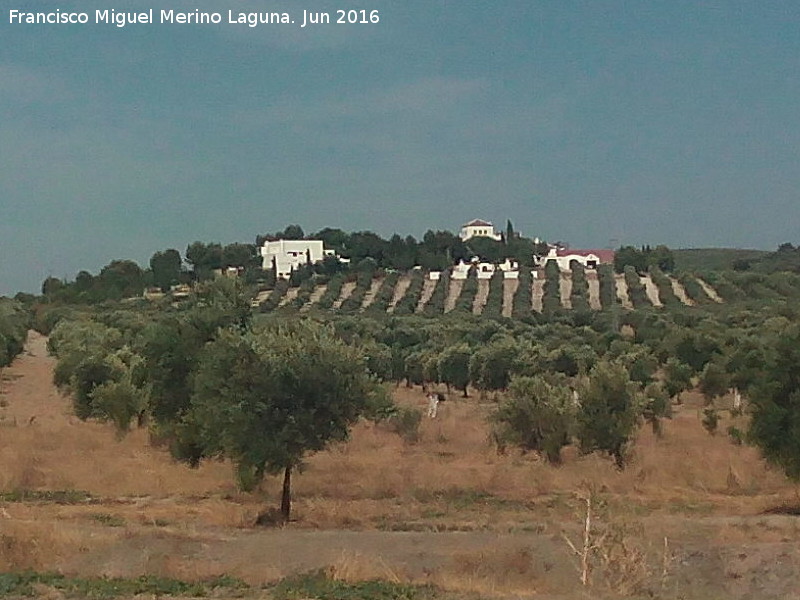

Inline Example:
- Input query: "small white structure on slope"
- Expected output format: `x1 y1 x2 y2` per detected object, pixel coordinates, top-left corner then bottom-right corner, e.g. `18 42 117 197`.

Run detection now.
539 247 615 271
259 239 336 279
452 260 472 280
476 262 496 279
459 219 502 242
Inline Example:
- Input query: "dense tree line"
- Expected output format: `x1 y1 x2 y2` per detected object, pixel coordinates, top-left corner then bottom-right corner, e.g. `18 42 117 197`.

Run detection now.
46 279 391 521
257 222 539 273
614 245 675 274
32 228 800 491
0 299 29 367
733 242 800 274
43 269 800 501
40 241 263 305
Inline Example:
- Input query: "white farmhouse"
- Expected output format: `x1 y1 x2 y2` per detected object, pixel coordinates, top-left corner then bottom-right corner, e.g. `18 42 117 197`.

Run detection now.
540 247 615 271
459 219 502 242
259 239 335 279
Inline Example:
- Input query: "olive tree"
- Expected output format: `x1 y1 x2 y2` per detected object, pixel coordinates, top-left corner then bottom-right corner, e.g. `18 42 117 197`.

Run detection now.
745 326 800 480
490 375 576 464
181 321 384 522
576 360 642 468
438 344 472 397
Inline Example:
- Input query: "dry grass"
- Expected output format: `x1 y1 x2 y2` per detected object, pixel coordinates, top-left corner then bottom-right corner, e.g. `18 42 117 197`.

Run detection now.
295 387 789 525
3 333 800 597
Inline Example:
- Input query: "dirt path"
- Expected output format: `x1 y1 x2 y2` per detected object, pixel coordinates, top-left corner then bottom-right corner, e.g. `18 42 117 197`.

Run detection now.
696 277 724 303
614 274 634 309
640 275 663 308
0 332 62 426
443 278 463 313
415 278 437 313
472 279 490 315
502 278 518 317
586 271 602 310
360 277 384 310
300 284 327 312
387 274 412 313
669 276 695 306
531 276 545 313
559 273 572 309
332 281 356 309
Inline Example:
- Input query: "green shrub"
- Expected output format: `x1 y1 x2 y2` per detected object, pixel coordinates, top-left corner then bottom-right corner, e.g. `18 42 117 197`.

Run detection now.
597 264 617 310
393 270 425 315
569 262 591 312
542 261 561 314
259 279 290 312
511 268 532 319
481 271 504 319
623 266 649 309
340 268 376 312
491 375 576 464
386 406 423 443
422 271 450 316
316 273 347 310
451 271 478 314
364 272 400 314
648 266 681 307
272 570 425 600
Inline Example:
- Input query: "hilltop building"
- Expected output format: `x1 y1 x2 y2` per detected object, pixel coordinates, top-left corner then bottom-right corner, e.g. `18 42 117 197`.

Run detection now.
459 219 502 242
259 239 336 279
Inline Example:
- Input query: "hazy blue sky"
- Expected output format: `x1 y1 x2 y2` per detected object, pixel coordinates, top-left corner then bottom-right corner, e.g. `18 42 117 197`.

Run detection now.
2 1 799 294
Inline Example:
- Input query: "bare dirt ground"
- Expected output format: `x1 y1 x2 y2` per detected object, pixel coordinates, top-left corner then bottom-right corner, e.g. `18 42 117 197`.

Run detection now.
387 274 412 313
696 277 725 303
669 276 695 306
4 334 800 599
472 280 490 315
586 271 602 310
359 277 384 310
640 275 663 308
332 281 357 310
415 278 437 313
531 275 545 313
501 279 518 317
614 274 634 309
559 273 573 309
443 278 463 313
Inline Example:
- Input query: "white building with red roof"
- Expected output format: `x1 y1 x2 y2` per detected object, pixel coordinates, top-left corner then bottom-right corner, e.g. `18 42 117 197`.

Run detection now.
541 247 615 270
459 219 502 242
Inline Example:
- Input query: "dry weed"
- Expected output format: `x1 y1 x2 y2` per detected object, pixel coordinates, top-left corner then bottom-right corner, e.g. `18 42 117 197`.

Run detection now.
325 550 406 583
430 544 542 596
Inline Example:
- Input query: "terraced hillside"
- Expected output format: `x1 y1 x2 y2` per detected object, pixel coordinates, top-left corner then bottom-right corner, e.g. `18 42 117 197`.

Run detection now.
253 265 777 317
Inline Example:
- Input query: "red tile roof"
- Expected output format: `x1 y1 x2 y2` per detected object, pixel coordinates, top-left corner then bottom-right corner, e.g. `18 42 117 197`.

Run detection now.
464 219 493 227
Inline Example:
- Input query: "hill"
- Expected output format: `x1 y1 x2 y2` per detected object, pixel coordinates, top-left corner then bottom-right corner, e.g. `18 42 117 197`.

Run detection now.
672 248 768 272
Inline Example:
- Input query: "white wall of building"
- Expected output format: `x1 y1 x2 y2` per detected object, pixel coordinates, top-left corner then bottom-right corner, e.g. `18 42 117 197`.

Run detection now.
459 220 502 242
260 239 331 278
542 248 602 271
